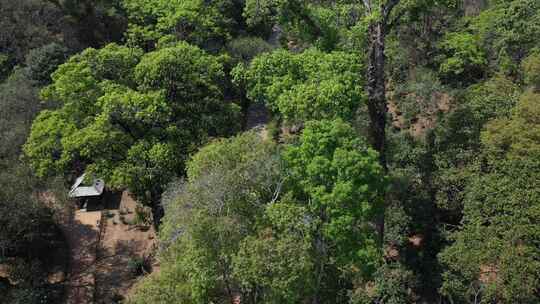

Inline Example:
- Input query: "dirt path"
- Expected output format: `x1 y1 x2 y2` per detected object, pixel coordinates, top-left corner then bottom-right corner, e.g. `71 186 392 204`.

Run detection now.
94 192 157 303
62 191 157 304
64 211 102 304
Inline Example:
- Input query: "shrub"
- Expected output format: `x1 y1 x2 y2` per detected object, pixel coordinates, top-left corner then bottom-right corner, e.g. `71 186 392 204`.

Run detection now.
127 256 149 276
226 36 273 64
24 43 68 85
438 32 486 83
133 205 152 226
522 52 540 91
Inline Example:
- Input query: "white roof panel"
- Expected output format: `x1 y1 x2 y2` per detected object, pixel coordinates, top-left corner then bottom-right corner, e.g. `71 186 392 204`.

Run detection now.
69 175 105 198
70 174 86 192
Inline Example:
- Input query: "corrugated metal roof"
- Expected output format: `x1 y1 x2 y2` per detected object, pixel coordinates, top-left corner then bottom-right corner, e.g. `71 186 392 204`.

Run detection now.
69 174 105 198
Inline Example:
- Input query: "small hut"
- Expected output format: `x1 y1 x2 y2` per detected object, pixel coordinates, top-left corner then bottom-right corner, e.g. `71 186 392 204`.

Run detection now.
69 174 105 211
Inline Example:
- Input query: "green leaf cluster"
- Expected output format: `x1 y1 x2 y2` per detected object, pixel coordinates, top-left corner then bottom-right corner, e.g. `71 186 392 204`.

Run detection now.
284 119 386 270
123 0 244 50
438 32 486 79
234 48 364 123
131 120 386 303
440 92 540 303
23 42 241 204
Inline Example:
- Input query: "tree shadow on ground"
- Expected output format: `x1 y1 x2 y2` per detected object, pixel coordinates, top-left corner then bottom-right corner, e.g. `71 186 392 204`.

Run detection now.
94 239 146 303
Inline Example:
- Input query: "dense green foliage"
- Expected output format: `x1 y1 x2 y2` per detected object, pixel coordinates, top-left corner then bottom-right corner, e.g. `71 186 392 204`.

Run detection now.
130 123 385 304
2 0 540 303
23 42 240 205
440 92 540 303
122 0 245 50
0 53 68 304
130 132 283 303
234 49 364 123
283 119 385 272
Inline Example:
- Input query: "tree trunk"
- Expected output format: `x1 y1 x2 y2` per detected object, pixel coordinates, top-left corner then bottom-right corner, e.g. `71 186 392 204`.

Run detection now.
150 188 164 229
366 21 388 170
366 21 388 246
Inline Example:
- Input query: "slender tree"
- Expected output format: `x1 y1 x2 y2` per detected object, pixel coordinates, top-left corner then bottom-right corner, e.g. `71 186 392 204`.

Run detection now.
360 0 404 169
359 0 457 243
355 0 403 247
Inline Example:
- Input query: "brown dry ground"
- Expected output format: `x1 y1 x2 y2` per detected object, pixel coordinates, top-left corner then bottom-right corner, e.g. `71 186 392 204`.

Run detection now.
0 264 13 284
94 191 157 303
61 191 157 304
65 210 101 304
388 91 452 138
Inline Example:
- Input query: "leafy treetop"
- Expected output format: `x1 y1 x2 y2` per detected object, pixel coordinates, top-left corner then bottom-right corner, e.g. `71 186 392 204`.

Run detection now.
24 42 240 204
234 48 364 123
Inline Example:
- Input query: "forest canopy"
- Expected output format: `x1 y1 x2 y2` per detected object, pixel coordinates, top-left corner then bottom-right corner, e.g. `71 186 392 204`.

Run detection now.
1 0 540 303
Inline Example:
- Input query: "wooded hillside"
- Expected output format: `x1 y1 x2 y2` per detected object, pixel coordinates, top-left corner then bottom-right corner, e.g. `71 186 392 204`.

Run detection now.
1 0 539 303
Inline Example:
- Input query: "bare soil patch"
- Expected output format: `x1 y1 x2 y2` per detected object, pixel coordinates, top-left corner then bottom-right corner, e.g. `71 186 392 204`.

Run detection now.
388 92 453 138
59 191 157 304
64 211 101 304
94 192 157 303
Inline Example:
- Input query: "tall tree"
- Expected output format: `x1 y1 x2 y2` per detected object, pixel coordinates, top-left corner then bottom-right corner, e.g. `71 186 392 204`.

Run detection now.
284 119 386 303
234 48 364 124
360 0 415 168
358 0 460 247
23 42 241 216
130 132 283 304
241 0 404 164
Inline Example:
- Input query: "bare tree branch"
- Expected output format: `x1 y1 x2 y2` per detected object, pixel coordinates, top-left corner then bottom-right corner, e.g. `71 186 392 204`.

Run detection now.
270 177 286 204
382 0 402 26
362 0 372 15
